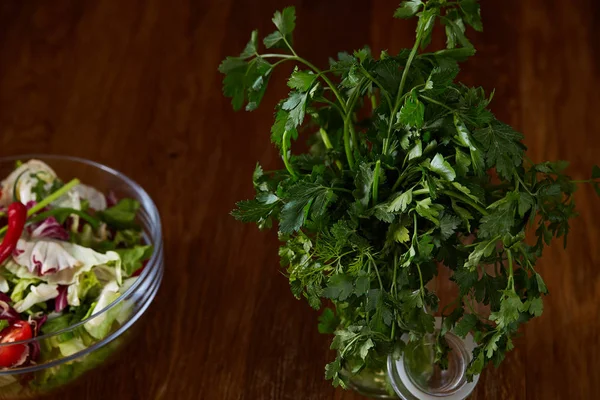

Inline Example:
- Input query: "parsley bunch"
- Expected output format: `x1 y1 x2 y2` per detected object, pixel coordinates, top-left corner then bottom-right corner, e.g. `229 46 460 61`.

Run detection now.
220 0 600 388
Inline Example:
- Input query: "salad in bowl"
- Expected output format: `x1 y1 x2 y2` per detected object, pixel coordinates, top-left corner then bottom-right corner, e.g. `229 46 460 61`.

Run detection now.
0 157 163 397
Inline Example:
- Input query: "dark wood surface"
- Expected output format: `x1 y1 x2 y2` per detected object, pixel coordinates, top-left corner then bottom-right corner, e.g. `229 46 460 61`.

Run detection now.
0 0 598 399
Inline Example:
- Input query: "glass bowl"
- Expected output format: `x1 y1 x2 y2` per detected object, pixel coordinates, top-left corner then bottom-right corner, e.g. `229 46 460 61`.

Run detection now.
0 155 164 399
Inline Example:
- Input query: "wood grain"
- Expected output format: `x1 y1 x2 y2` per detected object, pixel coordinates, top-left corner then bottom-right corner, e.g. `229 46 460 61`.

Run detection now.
0 1 598 399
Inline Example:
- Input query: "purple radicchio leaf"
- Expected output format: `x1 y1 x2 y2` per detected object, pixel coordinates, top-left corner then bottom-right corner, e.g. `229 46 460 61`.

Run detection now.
54 285 68 312
29 314 47 337
14 239 80 276
28 217 69 241
27 314 47 364
28 341 40 365
0 292 12 304
0 299 20 322
106 191 118 208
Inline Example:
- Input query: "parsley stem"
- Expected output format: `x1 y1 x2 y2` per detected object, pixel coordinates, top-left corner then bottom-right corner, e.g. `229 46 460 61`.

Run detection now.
341 82 365 169
319 128 334 150
341 336 362 357
260 53 347 113
369 255 384 291
338 79 367 170
370 95 377 113
345 83 364 149
417 264 425 299
358 64 393 110
282 37 298 58
321 128 345 172
366 260 372 325
419 95 456 112
440 190 489 216
391 253 399 297
372 160 381 204
410 214 426 300
332 187 353 194
506 249 515 290
259 54 295 59
392 170 418 192
282 131 298 180
412 188 430 196
28 178 80 216
296 57 347 113
317 97 344 116
383 9 427 161
514 174 534 196
343 118 355 169
396 24 424 108
349 123 358 153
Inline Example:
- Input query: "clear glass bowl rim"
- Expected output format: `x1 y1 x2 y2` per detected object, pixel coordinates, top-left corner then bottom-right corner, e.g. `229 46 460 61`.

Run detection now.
0 154 163 348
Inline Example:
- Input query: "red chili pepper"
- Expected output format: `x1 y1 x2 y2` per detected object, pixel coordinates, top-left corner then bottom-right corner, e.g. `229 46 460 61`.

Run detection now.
0 202 27 264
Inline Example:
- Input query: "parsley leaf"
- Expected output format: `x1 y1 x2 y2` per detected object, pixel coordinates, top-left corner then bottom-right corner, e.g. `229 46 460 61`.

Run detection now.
388 189 413 213
264 7 296 49
478 192 519 238
525 297 543 317
454 313 478 338
394 0 423 19
353 162 375 207
318 308 340 334
489 290 524 329
282 91 309 129
325 357 345 388
288 69 317 91
273 7 296 37
460 0 483 31
240 30 258 59
279 182 337 233
473 122 525 179
453 268 478 296
399 92 425 128
415 198 441 225
323 274 354 301
429 153 456 181
439 213 461 240
518 192 534 218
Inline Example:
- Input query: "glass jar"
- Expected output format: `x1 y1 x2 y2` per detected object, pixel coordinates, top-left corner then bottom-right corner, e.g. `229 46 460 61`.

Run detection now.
345 317 480 399
343 365 396 399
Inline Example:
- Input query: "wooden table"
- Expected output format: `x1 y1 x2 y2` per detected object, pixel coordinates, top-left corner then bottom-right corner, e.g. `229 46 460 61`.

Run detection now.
0 0 598 399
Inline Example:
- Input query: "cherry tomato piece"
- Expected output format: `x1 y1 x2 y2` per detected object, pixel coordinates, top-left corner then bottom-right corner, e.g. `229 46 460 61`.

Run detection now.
0 321 32 368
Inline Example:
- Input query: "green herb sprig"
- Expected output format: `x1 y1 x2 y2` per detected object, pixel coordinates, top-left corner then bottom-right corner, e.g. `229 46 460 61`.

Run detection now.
220 0 600 388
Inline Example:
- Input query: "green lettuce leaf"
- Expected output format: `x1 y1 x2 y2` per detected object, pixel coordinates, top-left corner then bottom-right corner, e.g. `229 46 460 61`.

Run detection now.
13 283 59 313
96 199 140 229
115 245 153 277
83 281 122 340
10 278 41 303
